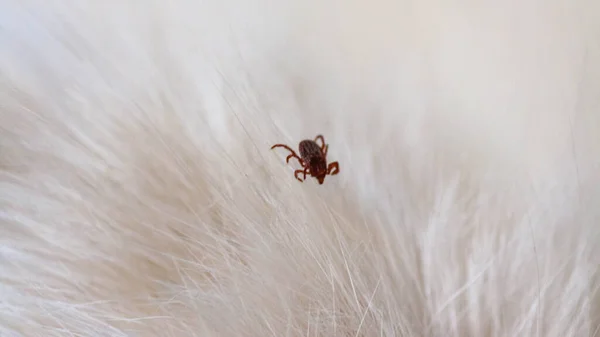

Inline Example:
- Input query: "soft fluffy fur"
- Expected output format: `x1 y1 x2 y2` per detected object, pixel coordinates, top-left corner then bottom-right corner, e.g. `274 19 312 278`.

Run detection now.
2 1 600 336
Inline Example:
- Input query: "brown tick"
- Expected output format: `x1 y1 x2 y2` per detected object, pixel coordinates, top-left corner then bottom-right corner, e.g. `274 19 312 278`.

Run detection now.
271 134 340 184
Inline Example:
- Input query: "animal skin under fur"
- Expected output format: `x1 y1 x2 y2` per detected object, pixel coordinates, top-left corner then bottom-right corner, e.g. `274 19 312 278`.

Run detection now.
1 1 600 336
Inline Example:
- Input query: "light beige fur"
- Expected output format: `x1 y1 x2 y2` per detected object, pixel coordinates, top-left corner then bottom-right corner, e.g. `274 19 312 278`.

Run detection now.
1 1 600 336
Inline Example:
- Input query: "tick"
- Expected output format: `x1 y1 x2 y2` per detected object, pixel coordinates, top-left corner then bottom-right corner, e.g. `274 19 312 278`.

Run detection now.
271 134 340 184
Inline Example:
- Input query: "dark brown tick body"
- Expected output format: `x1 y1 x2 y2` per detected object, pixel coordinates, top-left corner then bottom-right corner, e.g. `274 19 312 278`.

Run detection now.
271 134 339 184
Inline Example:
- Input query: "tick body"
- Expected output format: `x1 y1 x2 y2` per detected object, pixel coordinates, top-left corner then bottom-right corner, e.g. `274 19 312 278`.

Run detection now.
271 134 339 184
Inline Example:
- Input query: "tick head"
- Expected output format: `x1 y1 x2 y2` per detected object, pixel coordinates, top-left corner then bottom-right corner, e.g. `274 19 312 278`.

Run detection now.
316 174 326 185
311 160 327 185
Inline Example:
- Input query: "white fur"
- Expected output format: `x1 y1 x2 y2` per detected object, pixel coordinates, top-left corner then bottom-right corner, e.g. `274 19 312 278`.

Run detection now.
1 1 600 336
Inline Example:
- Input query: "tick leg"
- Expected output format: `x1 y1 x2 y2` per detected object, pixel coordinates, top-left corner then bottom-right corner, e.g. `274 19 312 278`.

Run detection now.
294 166 310 182
322 144 328 157
315 135 325 148
271 144 302 165
286 153 305 166
327 161 339 175
294 169 306 182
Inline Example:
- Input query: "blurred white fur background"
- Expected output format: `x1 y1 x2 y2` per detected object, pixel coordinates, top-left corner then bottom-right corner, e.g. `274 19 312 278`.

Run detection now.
1 0 600 336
